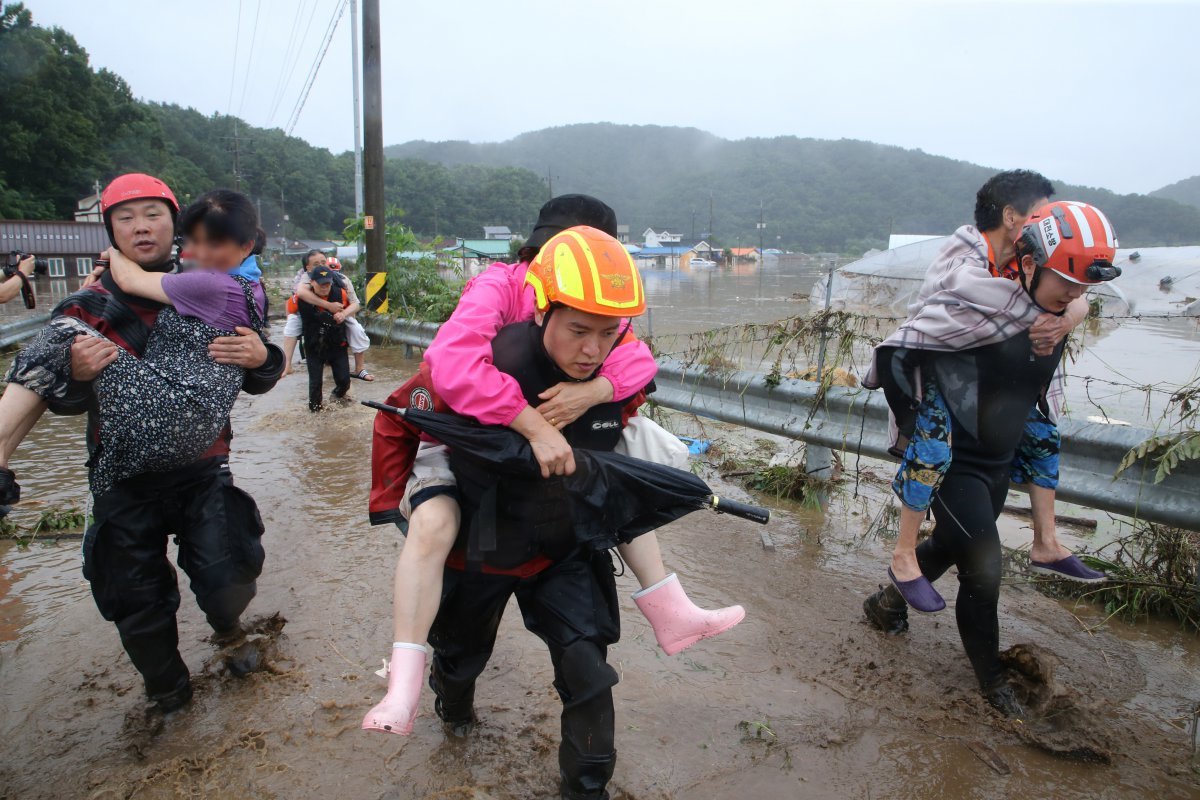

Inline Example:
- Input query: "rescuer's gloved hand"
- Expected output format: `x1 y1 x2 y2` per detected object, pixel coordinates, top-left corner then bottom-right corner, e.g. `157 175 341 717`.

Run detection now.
0 467 22 511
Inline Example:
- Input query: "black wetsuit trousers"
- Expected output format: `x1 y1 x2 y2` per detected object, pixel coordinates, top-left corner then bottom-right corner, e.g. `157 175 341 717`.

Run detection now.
81 458 266 699
428 548 621 799
915 465 1009 690
306 345 350 409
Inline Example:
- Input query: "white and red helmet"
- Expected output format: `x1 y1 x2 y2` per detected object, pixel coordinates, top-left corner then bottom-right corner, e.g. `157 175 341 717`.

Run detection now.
1018 200 1121 285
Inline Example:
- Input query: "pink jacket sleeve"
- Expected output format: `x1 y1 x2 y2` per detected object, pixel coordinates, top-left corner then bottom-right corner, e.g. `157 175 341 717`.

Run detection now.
598 336 657 402
425 264 529 426
426 261 661 425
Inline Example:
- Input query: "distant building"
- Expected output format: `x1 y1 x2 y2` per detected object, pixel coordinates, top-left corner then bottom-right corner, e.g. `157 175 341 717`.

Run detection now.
616 224 630 244
642 228 682 248
0 219 108 278
728 247 761 263
273 238 338 262
634 246 687 270
74 190 103 223
443 238 512 275
483 225 514 241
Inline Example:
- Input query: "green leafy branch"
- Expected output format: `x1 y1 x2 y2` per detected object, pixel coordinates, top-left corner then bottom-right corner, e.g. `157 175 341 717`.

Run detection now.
1116 431 1200 484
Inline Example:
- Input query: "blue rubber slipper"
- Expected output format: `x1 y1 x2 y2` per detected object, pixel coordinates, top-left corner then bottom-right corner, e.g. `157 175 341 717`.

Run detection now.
1030 554 1107 583
888 567 946 613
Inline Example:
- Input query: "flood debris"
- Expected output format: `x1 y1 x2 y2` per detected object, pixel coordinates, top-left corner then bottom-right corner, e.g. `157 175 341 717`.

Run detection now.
205 612 289 679
964 738 1011 775
1000 643 1114 764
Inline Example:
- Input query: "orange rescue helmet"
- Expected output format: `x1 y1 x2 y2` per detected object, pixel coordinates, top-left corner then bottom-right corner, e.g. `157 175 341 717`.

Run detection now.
1018 201 1121 285
525 226 645 317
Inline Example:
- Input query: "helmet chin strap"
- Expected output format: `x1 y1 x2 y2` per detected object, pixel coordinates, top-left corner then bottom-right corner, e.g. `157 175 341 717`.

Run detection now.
1015 250 1066 317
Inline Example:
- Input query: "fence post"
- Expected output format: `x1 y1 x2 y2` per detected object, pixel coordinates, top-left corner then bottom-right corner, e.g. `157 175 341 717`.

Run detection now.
804 259 839 499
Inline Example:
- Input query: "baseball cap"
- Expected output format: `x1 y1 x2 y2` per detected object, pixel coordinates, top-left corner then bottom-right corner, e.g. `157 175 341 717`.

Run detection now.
310 265 335 284
525 194 618 252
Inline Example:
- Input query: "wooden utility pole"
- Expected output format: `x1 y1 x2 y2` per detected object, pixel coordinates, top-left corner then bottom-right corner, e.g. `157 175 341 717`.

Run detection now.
362 0 387 312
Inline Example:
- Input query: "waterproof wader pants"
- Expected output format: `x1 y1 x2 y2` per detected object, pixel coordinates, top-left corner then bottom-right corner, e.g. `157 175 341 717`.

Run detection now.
429 548 621 800
915 466 1008 691
307 345 350 410
82 457 266 701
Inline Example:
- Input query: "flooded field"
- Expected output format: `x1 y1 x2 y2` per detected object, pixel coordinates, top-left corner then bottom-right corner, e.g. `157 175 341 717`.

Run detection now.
1 262 1198 799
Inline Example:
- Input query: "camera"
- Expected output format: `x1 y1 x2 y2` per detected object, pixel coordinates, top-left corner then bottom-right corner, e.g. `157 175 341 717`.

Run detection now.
4 251 49 277
1085 261 1122 283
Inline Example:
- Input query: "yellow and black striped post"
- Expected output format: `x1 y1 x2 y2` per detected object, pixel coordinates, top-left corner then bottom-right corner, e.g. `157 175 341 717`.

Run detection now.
365 269 388 314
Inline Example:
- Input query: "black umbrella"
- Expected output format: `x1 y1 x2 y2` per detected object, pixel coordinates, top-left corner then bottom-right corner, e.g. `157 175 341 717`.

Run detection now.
363 401 768 552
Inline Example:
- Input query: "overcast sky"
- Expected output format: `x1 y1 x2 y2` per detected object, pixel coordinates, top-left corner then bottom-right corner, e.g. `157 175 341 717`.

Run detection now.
24 0 1200 195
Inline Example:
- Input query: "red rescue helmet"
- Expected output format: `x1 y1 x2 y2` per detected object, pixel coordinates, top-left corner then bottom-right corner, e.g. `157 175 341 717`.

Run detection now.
328 256 342 271
1017 200 1121 285
100 173 180 244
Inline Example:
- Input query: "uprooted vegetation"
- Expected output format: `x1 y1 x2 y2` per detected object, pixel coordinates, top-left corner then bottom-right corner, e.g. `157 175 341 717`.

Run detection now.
1009 520 1200 633
1 504 89 545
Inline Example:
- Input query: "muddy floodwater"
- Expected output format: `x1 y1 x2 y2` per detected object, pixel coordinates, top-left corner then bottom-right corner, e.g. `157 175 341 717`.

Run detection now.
1 263 1199 799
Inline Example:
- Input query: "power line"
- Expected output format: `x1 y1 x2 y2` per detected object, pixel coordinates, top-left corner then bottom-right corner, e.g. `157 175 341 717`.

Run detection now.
236 0 264 118
265 0 312 124
226 0 245 114
268 0 325 125
285 0 348 135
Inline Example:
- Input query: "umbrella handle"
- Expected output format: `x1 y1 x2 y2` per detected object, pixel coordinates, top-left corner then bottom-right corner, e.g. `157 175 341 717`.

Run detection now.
362 400 407 416
709 496 770 525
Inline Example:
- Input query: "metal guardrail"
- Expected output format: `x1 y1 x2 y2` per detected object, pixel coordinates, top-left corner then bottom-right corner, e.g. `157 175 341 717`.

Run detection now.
0 313 51 350
364 313 1199 529
362 315 442 352
652 359 1199 530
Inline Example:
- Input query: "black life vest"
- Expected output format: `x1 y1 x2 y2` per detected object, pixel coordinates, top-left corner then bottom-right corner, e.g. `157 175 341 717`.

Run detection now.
451 321 625 569
298 286 348 353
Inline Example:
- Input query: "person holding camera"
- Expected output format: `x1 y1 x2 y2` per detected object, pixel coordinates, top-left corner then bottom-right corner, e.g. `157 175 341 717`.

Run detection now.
0 173 285 714
0 253 41 306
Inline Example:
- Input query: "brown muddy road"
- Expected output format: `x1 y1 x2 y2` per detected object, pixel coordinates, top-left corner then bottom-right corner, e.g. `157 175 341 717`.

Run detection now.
1 340 1198 800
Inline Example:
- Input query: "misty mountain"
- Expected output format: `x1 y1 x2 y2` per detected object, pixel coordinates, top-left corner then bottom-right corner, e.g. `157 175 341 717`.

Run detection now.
386 124 1200 252
1151 175 1200 211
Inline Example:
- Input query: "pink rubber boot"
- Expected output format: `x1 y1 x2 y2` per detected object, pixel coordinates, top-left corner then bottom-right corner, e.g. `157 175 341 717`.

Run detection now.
632 573 745 656
362 643 426 735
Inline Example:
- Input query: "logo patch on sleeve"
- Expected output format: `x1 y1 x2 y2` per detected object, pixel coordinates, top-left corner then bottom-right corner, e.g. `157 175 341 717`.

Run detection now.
409 387 434 411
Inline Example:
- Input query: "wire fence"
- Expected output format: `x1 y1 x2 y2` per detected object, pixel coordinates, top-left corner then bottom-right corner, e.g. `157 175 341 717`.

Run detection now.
643 308 1199 437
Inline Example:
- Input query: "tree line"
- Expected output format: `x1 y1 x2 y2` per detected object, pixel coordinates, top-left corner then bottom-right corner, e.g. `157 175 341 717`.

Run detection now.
0 4 546 240
5 3 1197 251
388 123 1200 252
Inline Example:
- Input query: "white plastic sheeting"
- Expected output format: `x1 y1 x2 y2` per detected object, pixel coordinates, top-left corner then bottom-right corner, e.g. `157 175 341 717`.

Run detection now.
813 237 1200 317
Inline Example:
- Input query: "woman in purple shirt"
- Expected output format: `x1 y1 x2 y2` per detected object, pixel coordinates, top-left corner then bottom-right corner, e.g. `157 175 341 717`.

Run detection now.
84 189 270 493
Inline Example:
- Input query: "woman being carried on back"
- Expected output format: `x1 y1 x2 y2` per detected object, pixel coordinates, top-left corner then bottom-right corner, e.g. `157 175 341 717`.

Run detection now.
364 195 745 736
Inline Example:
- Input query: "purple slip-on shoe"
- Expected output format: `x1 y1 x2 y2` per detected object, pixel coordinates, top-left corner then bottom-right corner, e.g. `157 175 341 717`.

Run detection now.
1030 554 1107 583
888 567 946 613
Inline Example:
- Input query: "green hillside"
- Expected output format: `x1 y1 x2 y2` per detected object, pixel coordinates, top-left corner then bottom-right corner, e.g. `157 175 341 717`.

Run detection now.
1151 175 1200 211
0 4 544 239
4 3 1196 251
387 123 1200 252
